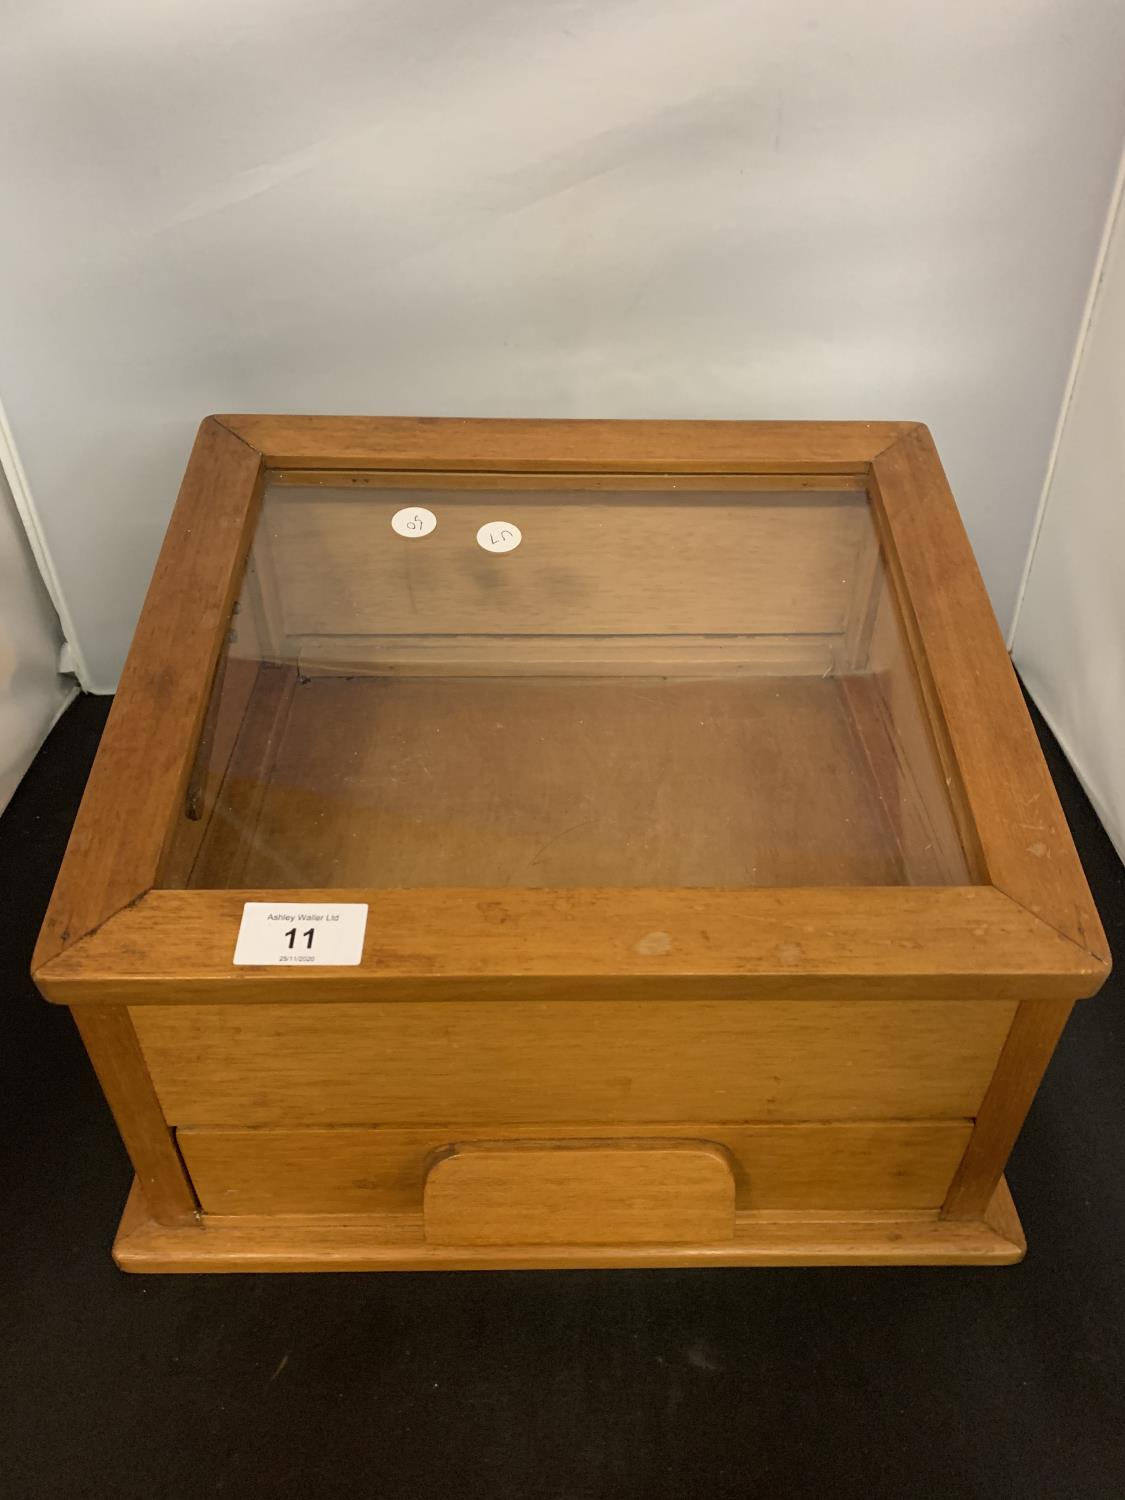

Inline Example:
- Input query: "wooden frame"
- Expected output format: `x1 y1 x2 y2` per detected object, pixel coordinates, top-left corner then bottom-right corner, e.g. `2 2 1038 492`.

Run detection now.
33 417 1109 1271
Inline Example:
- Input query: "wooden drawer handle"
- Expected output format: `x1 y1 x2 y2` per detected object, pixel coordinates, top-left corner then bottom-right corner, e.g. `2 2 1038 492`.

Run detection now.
423 1138 736 1246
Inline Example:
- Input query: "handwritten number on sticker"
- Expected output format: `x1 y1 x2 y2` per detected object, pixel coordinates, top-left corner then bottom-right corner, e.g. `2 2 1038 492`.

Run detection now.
477 521 522 553
391 507 437 538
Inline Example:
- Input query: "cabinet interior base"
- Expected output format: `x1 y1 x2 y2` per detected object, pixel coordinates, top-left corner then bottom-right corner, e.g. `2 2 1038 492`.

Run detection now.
175 668 969 890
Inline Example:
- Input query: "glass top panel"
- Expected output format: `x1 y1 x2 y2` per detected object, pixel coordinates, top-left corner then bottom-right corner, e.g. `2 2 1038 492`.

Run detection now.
159 476 973 890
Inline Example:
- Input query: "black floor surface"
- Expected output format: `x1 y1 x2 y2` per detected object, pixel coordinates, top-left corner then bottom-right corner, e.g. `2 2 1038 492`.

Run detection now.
2 693 1123 1500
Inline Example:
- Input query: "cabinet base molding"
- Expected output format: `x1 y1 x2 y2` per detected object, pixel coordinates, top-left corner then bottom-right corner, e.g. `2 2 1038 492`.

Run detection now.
112 1176 1025 1272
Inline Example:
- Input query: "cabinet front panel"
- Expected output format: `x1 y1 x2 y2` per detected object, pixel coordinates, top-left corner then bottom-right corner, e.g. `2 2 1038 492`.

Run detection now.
178 1120 975 1216
132 998 1016 1126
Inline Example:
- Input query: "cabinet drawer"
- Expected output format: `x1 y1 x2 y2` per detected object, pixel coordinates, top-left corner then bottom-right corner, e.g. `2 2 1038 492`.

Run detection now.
178 1120 974 1215
133 998 1015 1127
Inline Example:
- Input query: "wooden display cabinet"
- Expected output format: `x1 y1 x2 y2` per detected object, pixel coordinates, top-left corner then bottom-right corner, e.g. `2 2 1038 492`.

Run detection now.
33 417 1109 1271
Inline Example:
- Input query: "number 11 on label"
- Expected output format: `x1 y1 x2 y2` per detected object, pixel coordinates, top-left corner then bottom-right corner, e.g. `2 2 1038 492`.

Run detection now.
233 903 369 965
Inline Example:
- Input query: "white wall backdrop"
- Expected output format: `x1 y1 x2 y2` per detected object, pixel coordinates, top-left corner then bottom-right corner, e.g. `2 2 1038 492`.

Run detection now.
0 466 71 812
1012 162 1125 863
2 0 1125 690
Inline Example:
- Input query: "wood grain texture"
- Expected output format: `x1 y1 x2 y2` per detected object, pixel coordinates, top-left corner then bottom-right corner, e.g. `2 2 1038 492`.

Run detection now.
261 488 870 638
131 998 1015 1126
422 1140 736 1245
982 1174 1026 1251
943 997 1075 1219
177 1121 973 1216
183 674 912 891
71 1008 197 1226
871 426 1109 967
37 885 1106 1005
33 417 1106 1006
32 419 262 969
217 416 915 473
32 417 1107 1276
111 1178 1025 1271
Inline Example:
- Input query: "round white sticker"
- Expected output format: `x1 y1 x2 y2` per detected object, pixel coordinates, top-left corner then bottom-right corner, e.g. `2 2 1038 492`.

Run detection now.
476 521 522 553
391 506 437 538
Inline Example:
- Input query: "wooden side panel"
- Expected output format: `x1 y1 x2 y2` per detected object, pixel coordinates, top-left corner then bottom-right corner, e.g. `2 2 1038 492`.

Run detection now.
422 1140 736 1246
133 998 1017 1127
871 427 1108 964
178 1120 974 1216
264 489 871 639
42 886 1100 1005
33 420 262 969
217 415 914 473
72 1008 197 1226
943 997 1074 1218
